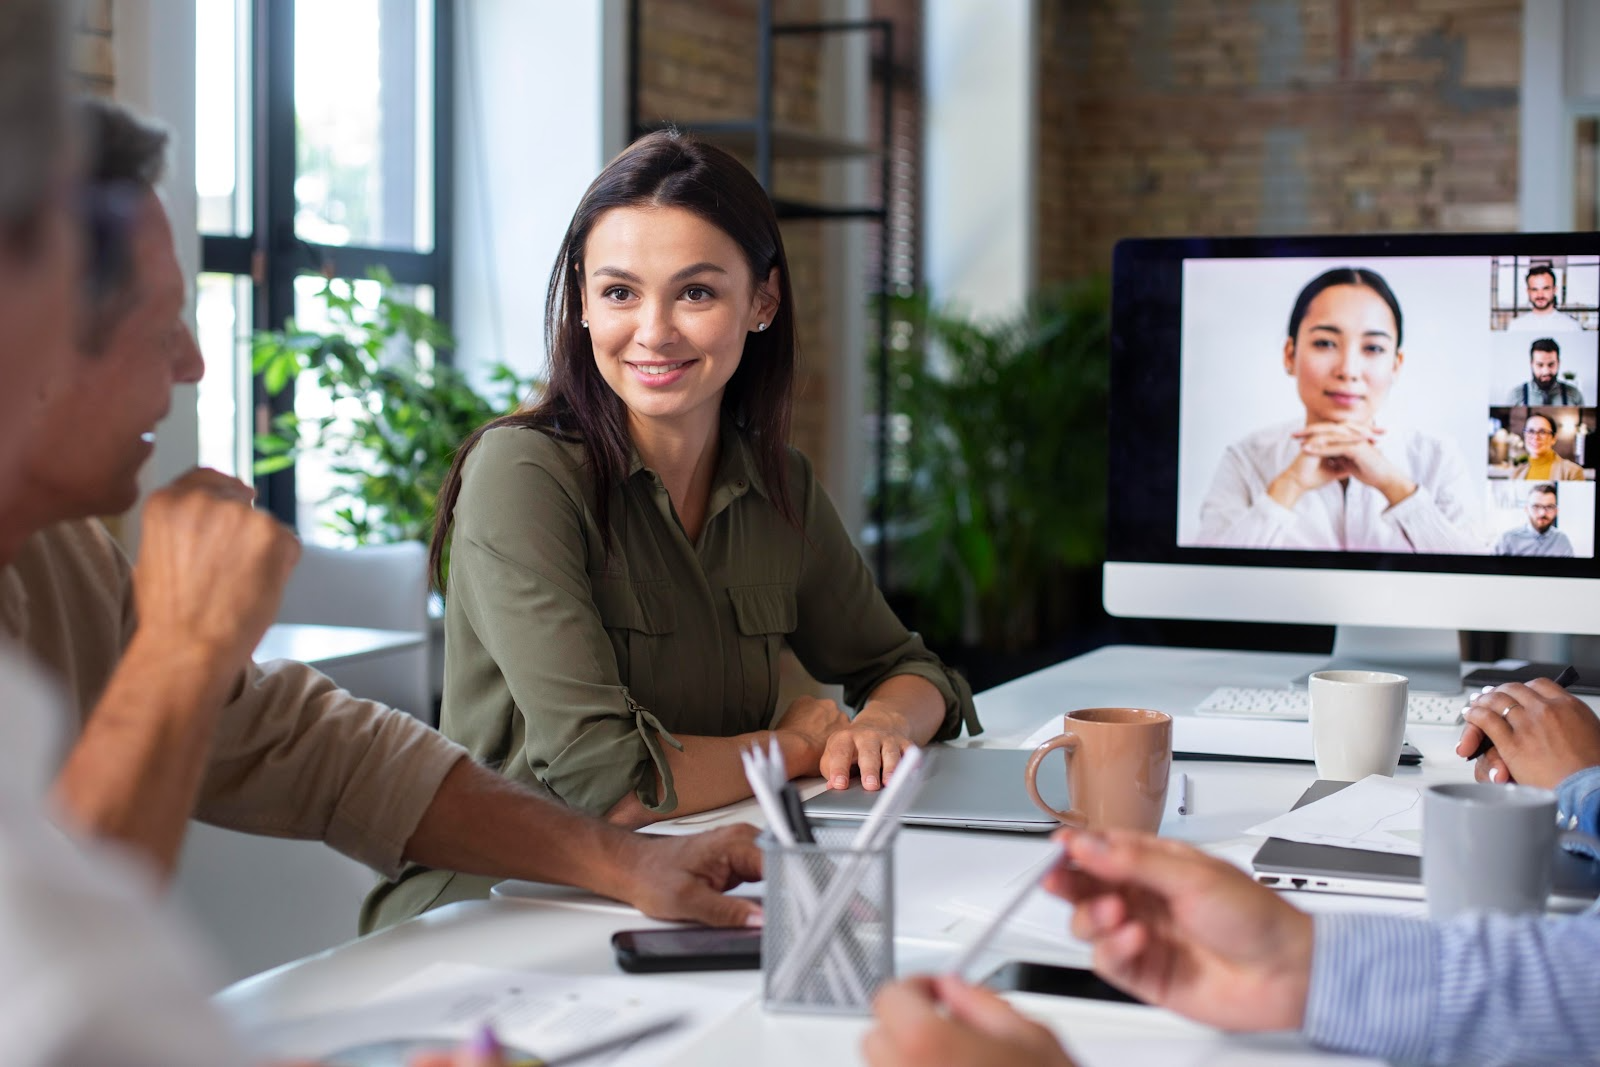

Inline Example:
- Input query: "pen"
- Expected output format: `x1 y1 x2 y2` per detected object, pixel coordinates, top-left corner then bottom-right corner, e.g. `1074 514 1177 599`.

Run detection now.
946 842 1067 979
1465 665 1579 762
1176 772 1191 816
780 783 815 844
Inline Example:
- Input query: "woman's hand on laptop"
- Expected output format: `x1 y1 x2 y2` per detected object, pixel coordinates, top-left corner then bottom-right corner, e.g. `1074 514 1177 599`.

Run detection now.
1458 680 1600 790
820 674 946 791
1043 829 1313 1033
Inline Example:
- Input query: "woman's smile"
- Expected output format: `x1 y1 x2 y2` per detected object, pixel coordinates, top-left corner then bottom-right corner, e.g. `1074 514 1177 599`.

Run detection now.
626 359 697 386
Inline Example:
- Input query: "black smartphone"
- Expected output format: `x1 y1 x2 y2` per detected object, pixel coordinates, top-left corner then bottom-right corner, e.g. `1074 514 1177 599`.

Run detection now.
611 926 763 973
982 961 1146 1005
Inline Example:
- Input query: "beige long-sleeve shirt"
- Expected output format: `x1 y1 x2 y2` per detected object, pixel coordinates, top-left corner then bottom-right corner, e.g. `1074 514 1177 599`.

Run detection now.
0 519 467 878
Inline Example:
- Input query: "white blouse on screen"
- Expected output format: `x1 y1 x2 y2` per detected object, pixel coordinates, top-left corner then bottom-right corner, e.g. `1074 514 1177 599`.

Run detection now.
1196 419 1488 554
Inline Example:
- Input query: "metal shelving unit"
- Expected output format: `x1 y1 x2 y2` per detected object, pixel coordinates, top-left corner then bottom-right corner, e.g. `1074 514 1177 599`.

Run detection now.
627 0 896 576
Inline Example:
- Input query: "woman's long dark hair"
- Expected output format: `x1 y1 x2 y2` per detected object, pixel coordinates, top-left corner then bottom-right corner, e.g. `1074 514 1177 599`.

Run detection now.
429 130 800 591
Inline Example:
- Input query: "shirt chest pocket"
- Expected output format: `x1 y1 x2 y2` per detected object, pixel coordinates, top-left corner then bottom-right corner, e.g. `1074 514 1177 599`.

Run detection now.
727 584 797 724
591 577 676 702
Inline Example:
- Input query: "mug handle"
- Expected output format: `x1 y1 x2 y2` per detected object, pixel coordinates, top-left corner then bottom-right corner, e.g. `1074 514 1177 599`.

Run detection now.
1024 733 1085 827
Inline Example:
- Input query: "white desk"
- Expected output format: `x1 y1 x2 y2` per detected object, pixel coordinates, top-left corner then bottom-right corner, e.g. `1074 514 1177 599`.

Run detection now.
254 622 426 671
216 645 1481 1066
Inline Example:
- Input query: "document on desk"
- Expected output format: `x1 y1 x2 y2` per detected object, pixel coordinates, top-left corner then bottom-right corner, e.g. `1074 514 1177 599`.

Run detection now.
244 961 746 1066
1245 775 1423 856
940 840 1074 944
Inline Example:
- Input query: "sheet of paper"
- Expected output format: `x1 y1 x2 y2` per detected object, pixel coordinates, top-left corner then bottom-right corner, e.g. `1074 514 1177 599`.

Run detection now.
1246 775 1424 856
940 840 1075 944
245 961 748 1066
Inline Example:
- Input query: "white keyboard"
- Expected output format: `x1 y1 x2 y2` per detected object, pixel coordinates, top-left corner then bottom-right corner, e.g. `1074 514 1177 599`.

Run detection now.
1195 685 1466 727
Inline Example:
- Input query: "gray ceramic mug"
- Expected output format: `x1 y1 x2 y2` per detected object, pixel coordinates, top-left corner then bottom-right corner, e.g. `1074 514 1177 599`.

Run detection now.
1422 783 1600 919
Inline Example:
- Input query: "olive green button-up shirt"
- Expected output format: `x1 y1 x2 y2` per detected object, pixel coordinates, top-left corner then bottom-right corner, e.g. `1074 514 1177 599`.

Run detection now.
361 422 978 930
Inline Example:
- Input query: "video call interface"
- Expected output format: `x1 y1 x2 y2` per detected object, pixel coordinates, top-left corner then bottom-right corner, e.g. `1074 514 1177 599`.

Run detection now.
1174 254 1600 560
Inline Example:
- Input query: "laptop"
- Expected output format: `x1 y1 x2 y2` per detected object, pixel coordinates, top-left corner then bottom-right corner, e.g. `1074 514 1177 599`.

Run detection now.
802 746 1063 833
1252 780 1600 906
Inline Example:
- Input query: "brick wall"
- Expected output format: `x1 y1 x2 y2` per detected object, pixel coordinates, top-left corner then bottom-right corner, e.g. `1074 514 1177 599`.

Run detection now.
75 0 114 95
1037 0 1523 285
635 0 836 474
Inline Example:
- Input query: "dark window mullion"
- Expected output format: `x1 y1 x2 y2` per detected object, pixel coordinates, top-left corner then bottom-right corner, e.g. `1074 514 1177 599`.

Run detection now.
298 244 443 288
201 234 253 277
254 0 299 526
432 0 455 346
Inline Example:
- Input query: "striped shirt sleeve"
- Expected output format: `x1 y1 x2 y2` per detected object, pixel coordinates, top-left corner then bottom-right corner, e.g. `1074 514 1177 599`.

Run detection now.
1304 911 1600 1065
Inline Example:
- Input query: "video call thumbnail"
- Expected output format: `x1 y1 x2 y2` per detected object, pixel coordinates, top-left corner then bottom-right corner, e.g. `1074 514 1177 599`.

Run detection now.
1175 255 1600 558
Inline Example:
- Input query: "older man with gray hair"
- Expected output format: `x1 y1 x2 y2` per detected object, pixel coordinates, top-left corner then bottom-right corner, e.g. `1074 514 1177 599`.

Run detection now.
0 4 252 1063
8 95 762 943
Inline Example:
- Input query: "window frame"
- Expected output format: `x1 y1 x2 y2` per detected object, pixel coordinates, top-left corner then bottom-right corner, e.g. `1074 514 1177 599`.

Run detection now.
199 0 456 526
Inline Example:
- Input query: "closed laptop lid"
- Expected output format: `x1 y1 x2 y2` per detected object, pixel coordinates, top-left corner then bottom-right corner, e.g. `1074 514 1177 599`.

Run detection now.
1252 780 1600 903
803 746 1063 833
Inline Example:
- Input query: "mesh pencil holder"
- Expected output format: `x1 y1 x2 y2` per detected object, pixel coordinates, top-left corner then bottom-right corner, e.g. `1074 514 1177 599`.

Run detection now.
760 826 896 1015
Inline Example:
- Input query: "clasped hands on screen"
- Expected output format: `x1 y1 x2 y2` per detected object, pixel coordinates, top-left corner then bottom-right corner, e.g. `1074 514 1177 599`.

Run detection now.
1268 422 1416 510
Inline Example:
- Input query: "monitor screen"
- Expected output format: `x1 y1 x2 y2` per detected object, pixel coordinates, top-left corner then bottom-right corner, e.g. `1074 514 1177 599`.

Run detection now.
1105 233 1600 643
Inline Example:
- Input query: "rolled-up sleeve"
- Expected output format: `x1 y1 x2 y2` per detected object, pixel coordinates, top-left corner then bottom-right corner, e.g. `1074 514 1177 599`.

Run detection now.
785 452 979 741
195 660 467 879
446 430 682 817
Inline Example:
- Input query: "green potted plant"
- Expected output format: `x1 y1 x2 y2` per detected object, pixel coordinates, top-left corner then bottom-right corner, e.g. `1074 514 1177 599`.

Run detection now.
252 270 537 549
875 279 1110 674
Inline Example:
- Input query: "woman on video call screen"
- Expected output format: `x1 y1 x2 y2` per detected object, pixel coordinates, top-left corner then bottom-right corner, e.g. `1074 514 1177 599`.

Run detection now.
1187 264 1486 553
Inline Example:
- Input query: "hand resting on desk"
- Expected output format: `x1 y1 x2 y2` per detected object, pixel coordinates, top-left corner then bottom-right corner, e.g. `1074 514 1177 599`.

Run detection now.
1456 679 1600 788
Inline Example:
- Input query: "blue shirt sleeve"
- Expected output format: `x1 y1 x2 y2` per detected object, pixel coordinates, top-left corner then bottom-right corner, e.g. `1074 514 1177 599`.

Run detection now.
1557 766 1600 851
1303 911 1600 1065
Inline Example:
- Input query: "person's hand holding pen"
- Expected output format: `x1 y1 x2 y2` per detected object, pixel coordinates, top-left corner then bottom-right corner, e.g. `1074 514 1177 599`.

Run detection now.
1457 671 1600 789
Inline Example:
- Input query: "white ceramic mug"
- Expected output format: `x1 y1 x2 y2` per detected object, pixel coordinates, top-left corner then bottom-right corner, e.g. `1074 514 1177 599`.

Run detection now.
1308 669 1407 781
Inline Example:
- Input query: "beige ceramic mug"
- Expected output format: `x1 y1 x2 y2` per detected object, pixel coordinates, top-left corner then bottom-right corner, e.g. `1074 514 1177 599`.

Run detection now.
1024 707 1174 832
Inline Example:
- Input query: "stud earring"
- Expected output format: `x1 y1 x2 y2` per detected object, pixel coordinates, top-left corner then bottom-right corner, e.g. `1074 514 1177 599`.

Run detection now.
580 319 588 329
756 322 767 332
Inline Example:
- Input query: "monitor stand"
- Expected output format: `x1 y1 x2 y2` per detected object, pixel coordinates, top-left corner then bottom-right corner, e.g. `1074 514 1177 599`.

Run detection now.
1291 625 1464 695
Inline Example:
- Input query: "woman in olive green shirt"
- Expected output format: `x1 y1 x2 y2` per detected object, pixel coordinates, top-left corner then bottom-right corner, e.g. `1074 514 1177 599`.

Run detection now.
363 130 978 928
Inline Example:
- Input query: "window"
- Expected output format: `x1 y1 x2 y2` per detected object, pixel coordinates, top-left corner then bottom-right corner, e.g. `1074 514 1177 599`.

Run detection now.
195 0 453 536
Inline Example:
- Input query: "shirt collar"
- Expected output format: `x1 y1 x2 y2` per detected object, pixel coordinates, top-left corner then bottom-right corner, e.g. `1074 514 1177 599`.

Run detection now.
627 416 770 501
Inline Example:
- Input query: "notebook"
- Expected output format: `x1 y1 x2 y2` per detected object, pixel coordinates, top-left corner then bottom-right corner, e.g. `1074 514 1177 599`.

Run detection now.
802 746 1062 833
1252 780 1600 905
1171 716 1421 766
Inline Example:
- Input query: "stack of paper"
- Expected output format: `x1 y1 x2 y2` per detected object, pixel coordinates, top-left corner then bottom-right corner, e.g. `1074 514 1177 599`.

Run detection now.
1245 776 1424 856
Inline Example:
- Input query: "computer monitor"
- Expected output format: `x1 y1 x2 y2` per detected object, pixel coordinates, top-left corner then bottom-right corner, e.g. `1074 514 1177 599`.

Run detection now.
1104 233 1600 693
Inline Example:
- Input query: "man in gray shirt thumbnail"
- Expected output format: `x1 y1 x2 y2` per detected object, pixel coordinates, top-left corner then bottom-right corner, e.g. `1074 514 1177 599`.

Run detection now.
1493 482 1575 557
